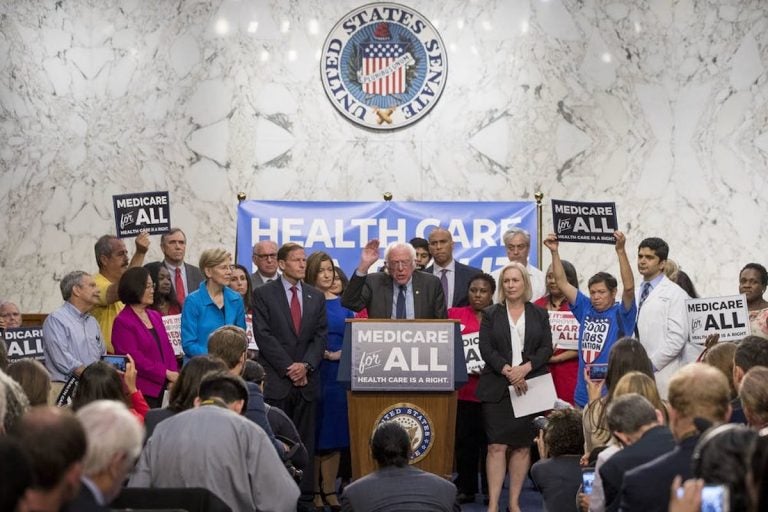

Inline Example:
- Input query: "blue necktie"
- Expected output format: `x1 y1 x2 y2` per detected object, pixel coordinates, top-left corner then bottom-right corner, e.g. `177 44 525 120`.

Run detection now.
639 282 651 310
396 285 406 319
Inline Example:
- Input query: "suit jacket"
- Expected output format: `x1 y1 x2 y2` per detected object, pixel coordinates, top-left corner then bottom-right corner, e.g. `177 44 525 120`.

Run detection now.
475 302 553 403
341 465 460 512
619 435 699 512
112 306 178 398
635 276 691 398
64 480 109 512
425 261 482 308
145 260 203 297
181 283 246 358
252 279 327 401
341 271 447 319
600 425 675 512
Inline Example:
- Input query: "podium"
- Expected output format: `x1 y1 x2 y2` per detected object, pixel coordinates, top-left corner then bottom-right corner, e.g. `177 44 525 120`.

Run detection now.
338 319 467 479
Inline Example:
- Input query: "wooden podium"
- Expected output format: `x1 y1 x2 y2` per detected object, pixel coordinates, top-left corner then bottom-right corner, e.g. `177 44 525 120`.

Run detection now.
338 319 467 480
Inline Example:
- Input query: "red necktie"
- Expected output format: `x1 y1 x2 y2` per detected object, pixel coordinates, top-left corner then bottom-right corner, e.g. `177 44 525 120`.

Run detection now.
290 286 302 334
175 267 186 306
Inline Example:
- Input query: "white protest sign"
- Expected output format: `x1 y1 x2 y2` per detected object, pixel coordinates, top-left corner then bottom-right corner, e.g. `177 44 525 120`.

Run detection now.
245 313 257 350
548 310 580 351
462 331 484 373
162 314 183 357
686 294 751 344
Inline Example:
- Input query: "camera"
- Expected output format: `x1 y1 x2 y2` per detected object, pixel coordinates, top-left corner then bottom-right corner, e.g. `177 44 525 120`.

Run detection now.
533 415 549 431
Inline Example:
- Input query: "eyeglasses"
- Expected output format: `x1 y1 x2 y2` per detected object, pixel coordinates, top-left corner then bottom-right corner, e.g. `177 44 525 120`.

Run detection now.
255 253 277 260
505 243 528 251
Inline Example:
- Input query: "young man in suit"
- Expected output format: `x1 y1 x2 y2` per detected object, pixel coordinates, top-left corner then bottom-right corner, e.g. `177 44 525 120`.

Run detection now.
426 227 482 308
342 239 447 319
252 242 327 511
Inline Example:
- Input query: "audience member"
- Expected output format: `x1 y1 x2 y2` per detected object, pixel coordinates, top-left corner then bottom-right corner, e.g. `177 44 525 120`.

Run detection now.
544 232 637 408
207 325 284 458
425 227 482 307
531 408 584 512
582 338 656 452
143 354 228 438
740 263 768 340
6 359 50 407
619 363 731 512
0 436 34 512
252 242 327 510
497 228 546 301
0 370 29 433
144 228 203 309
448 273 495 504
533 259 580 405
732 335 768 424
748 433 768 512
477 262 553 512
72 358 149 422
229 263 254 313
9 407 86 512
129 372 300 511
0 340 8 372
251 240 280 287
409 236 431 270
634 237 692 397
66 400 144 511
181 248 246 359
305 251 355 511
340 421 460 512
701 341 738 399
145 263 180 316
342 239 447 319
112 267 179 408
740 366 768 430
42 270 106 401
92 233 150 352
599 393 674 512
0 300 22 328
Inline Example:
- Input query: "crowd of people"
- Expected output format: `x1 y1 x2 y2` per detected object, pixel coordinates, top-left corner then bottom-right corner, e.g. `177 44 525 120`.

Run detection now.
1 225 767 512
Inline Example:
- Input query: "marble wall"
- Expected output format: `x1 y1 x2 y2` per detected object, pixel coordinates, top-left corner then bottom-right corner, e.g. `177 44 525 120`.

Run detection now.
1 0 766 312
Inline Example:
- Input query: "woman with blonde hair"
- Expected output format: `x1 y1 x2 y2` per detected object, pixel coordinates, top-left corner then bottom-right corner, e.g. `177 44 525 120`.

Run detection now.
181 248 245 359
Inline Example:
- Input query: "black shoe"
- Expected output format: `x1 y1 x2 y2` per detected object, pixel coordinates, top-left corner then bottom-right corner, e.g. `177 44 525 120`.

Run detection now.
456 493 476 504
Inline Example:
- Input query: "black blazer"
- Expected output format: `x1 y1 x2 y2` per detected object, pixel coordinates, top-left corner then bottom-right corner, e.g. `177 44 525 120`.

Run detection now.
252 279 327 401
341 270 447 319
425 261 482 308
64 484 109 511
475 302 553 403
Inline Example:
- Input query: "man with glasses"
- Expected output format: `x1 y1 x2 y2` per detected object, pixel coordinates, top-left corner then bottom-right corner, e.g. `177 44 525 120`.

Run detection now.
251 240 280 287
496 228 546 302
342 239 447 319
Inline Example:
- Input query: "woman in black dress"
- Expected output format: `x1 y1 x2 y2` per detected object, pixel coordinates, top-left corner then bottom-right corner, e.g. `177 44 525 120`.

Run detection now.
476 261 553 512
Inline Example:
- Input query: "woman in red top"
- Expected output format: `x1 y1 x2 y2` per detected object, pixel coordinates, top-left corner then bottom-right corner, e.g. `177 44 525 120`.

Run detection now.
448 272 496 505
533 260 580 405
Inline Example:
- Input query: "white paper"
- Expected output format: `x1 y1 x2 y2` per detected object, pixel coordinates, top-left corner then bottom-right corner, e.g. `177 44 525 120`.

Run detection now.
509 372 558 417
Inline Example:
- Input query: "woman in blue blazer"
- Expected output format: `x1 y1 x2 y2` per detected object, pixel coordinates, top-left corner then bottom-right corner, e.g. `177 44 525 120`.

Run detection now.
181 248 245 360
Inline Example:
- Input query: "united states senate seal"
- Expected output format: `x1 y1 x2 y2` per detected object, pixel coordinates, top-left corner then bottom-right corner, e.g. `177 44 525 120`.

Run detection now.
320 3 448 130
374 402 434 462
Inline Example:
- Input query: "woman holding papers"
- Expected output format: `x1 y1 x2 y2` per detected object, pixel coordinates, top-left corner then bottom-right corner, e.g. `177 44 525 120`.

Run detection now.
477 261 553 512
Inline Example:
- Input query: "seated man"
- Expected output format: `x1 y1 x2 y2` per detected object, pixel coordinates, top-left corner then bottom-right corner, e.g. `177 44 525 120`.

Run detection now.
0 300 22 328
129 372 299 511
66 400 144 511
341 421 460 512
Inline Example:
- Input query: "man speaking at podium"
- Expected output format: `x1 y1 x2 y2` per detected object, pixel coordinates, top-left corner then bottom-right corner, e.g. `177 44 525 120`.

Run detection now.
342 240 447 320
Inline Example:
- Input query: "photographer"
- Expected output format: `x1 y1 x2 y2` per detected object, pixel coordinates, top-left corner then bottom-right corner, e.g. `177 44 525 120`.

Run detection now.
531 408 584 512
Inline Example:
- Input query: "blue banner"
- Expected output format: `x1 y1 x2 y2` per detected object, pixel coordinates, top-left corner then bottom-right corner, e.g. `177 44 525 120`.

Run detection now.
236 201 538 276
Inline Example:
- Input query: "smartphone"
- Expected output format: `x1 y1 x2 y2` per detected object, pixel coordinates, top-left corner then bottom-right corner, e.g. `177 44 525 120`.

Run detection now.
101 354 128 372
586 363 608 381
582 469 595 495
701 484 729 512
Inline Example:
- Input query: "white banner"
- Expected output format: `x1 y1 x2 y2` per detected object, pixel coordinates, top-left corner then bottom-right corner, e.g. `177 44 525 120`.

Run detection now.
548 310 580 351
686 294 751 344
462 332 484 374
162 314 183 357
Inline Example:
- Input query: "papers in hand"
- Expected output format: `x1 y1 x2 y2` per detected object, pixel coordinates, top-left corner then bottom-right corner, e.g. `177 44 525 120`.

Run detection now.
508 373 558 417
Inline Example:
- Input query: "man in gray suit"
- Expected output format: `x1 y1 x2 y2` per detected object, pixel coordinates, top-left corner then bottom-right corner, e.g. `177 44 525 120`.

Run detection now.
341 422 460 511
251 240 280 287
342 240 447 319
144 228 202 307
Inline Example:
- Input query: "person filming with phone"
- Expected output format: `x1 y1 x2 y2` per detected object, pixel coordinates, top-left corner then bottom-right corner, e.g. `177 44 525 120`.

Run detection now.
543 232 637 408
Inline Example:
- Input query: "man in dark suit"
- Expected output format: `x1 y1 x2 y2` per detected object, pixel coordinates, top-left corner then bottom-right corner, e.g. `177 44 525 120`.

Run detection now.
618 363 732 512
425 227 482 308
144 228 203 307
342 239 447 319
341 421 460 512
600 394 675 512
252 242 327 511
67 400 144 511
